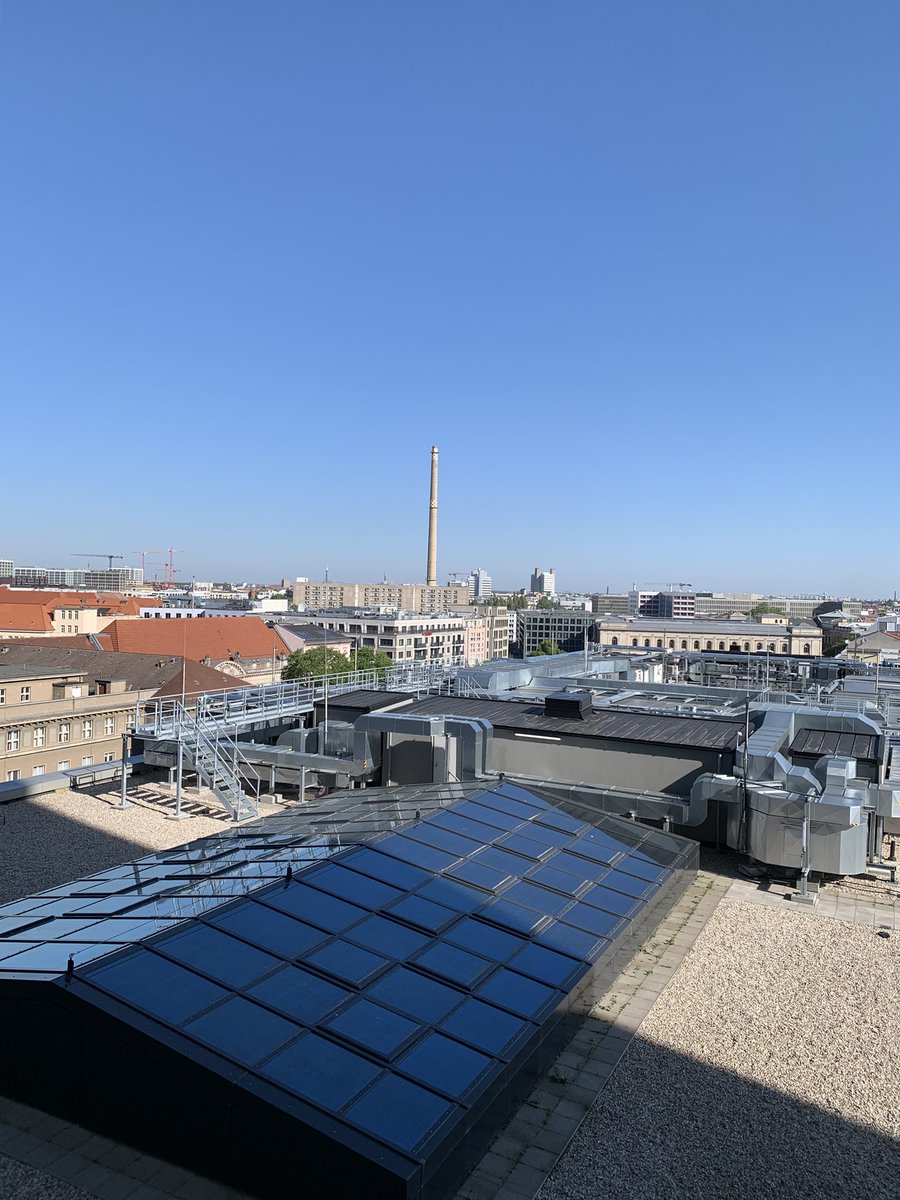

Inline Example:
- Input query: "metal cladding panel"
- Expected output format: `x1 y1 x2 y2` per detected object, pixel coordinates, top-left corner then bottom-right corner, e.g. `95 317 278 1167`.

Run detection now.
0 781 697 1200
789 728 879 763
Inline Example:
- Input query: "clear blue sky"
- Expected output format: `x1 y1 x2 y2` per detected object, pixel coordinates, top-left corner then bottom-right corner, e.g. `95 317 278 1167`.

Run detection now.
1 2 897 596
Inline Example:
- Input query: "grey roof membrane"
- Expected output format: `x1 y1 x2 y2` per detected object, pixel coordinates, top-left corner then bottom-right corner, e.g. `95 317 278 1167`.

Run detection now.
400 695 742 751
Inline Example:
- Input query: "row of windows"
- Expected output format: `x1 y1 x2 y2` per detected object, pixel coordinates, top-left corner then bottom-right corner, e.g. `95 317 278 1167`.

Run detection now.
609 636 812 654
4 716 117 754
0 687 31 704
5 752 117 781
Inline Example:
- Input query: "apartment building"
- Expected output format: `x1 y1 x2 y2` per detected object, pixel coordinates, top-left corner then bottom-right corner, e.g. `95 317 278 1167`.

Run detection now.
0 651 244 782
447 605 510 661
302 610 485 666
0 590 154 639
292 580 470 612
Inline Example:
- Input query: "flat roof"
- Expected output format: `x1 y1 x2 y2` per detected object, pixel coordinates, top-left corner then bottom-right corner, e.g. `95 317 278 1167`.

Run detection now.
401 695 742 752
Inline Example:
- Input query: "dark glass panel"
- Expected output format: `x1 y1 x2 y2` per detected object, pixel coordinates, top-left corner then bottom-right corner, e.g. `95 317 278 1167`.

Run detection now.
345 1074 457 1153
261 1033 381 1110
184 996 299 1065
414 943 494 989
307 939 389 988
209 902 327 959
397 1031 494 1101
476 968 560 1021
440 997 530 1058
157 925 281 988
88 949 228 1024
325 998 422 1060
368 966 464 1024
248 964 350 1025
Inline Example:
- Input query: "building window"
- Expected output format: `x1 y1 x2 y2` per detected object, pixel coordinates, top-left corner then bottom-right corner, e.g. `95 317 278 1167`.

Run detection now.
103 752 115 763
705 641 712 650
631 637 638 647
58 760 70 771
718 641 725 651
32 765 45 776
610 636 618 646
6 730 19 752
6 770 19 782
0 688 5 704
33 727 45 748
681 640 687 650
82 720 93 739
768 643 775 652
656 639 663 648
104 716 115 736
781 643 788 653
81 756 93 767
693 641 700 650
58 722 70 743
756 643 763 651
743 642 750 651
668 640 675 649
20 686 30 702
803 643 810 655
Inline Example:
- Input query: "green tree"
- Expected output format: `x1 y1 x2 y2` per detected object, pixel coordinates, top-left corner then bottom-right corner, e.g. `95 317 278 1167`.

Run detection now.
750 603 784 617
350 644 394 680
282 646 351 681
536 597 560 610
479 593 527 609
532 639 563 656
823 641 848 658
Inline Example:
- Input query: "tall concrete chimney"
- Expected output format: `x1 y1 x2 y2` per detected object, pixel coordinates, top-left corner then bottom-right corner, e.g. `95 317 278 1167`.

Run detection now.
426 445 438 586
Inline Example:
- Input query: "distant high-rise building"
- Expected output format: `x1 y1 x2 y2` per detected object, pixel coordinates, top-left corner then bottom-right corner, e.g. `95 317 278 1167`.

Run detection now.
0 558 13 580
530 567 556 595
468 568 492 600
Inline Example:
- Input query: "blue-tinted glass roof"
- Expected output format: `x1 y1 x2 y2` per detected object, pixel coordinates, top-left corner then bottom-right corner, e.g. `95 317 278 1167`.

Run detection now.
0 778 694 1179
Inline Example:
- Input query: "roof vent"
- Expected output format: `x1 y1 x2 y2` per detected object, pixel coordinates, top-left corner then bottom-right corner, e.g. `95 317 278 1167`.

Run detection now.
544 691 592 720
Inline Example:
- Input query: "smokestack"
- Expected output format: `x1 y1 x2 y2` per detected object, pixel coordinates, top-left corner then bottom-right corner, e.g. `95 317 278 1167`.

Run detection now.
426 445 438 586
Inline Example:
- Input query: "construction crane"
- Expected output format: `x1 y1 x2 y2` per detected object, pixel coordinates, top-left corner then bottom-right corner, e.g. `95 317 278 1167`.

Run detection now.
73 553 124 570
134 548 164 580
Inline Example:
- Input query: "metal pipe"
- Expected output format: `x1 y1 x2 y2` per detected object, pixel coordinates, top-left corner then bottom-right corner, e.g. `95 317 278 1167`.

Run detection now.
116 731 131 809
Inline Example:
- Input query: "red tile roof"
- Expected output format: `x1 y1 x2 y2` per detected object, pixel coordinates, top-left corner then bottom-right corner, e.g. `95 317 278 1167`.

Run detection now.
0 604 54 633
98 616 290 664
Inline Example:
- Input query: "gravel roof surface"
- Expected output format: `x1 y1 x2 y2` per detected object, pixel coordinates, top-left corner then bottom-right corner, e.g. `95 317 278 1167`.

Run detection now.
540 897 900 1200
0 777 242 904
0 1156 92 1200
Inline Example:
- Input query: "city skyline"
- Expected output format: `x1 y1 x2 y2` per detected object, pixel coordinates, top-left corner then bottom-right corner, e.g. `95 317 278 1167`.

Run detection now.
3 4 898 594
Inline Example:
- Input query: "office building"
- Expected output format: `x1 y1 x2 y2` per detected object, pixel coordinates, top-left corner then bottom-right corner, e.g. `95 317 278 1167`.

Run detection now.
530 567 556 595
302 609 492 666
516 609 596 655
0 559 12 580
628 590 696 619
468 568 492 600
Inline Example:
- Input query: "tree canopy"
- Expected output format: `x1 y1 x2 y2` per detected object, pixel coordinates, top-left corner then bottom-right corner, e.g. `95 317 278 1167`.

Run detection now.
281 646 351 681
350 644 394 679
532 639 563 656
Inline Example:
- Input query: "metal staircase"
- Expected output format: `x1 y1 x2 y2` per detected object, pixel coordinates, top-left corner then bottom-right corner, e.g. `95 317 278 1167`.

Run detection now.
132 663 464 821
187 714 262 821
